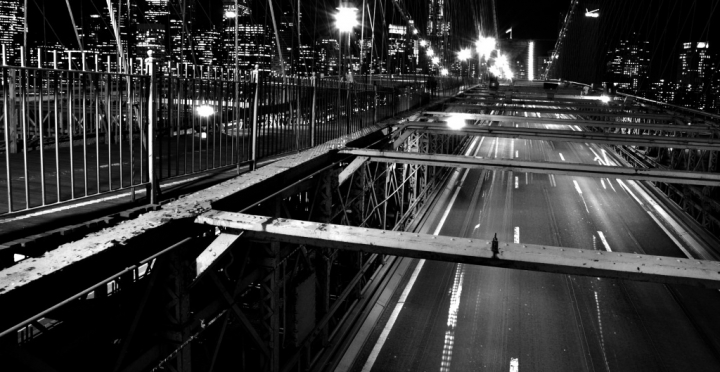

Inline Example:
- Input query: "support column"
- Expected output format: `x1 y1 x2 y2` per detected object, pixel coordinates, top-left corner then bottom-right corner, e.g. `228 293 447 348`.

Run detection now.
163 249 195 372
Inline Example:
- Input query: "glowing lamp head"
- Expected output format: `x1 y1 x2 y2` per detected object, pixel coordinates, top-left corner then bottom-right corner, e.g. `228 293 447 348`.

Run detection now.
196 105 215 117
440 68 448 76
599 95 610 103
432 56 440 65
335 7 359 33
225 10 237 18
426 48 435 57
458 48 471 61
420 39 428 47
446 114 466 130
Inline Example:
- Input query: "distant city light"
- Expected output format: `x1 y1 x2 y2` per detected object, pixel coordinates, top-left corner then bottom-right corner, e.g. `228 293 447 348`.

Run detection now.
196 105 215 117
427 49 435 57
458 48 471 61
225 10 237 18
440 68 449 76
528 41 535 81
335 7 359 33
599 95 610 103
432 56 440 65
420 39 428 47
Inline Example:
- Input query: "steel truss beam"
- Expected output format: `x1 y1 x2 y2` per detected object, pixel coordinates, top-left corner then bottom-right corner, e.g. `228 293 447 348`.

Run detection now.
444 104 673 121
421 112 716 133
196 212 720 289
402 122 720 150
454 96 652 111
338 148 720 186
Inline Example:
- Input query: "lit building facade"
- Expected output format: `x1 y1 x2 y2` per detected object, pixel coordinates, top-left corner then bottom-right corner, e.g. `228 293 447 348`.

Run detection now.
0 0 23 63
676 41 714 110
604 33 650 90
195 27 220 66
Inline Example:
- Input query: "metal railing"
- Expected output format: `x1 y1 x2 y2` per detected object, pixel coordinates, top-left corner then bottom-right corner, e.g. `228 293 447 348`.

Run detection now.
1 54 468 216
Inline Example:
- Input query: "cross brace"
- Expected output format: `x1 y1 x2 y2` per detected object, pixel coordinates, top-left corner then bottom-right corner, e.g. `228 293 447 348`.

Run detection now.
421 112 715 133
402 122 720 150
195 212 720 289
338 148 720 186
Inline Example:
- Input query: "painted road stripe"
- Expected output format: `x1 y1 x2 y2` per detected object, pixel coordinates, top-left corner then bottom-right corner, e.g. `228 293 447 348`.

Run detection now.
439 264 466 372
573 180 590 213
597 231 612 252
362 137 480 372
595 291 612 372
510 357 519 372
559 153 565 161
600 179 607 190
549 174 556 187
514 227 520 243
515 176 519 189
515 150 519 158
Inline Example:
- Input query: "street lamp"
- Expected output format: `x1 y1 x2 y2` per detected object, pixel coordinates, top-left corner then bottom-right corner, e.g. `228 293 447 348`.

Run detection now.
427 49 435 57
458 48 471 78
335 6 359 78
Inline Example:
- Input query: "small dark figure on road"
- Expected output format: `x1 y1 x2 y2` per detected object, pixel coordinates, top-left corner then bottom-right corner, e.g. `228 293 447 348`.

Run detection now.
427 75 438 97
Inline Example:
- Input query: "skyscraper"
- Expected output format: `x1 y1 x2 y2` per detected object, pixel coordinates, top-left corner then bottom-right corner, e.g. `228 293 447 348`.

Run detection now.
222 0 274 73
604 33 650 91
427 0 449 63
168 0 196 63
0 0 23 62
677 42 714 110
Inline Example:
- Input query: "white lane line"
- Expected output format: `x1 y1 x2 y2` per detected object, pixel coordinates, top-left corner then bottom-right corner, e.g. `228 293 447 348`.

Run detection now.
588 147 607 166
515 176 519 189
573 180 590 213
515 150 519 158
509 357 519 372
607 178 616 192
559 153 565 161
525 172 529 185
362 138 480 372
600 179 607 190
494 138 499 158
439 264 466 372
595 291 612 372
362 260 426 372
514 227 520 243
549 174 556 187
597 231 612 252
511 140 515 159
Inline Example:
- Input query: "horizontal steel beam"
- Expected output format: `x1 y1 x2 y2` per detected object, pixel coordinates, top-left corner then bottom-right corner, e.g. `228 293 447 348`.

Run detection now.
338 148 720 186
196 212 720 289
422 112 716 133
403 122 720 150
445 103 672 121
454 96 652 111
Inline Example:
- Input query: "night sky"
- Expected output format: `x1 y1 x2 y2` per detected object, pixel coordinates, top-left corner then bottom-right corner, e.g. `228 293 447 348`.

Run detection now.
25 0 720 82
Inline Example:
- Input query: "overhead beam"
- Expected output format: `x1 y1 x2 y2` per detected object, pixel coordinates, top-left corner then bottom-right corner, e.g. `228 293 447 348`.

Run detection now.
445 104 673 121
195 212 720 289
422 112 715 133
454 97 653 111
402 122 720 150
338 148 720 186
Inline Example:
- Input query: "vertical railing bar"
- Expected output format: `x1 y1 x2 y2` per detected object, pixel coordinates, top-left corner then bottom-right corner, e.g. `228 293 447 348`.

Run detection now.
82 54 88 196
94 55 100 194
20 49 30 209
106 56 112 191
37 54 46 206
68 67 75 199
2 60 13 212
191 73 196 173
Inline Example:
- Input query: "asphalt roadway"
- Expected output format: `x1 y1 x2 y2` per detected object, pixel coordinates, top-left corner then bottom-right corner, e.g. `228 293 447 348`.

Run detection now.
354 110 720 371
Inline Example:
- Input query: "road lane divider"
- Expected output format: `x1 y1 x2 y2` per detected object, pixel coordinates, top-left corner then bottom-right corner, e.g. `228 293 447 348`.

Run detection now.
597 231 612 252
559 153 565 161
509 357 519 372
573 180 590 213
514 227 520 243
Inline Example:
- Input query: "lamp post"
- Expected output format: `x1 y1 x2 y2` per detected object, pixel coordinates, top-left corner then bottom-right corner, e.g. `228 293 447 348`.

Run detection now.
458 48 471 81
335 6 358 78
475 36 496 82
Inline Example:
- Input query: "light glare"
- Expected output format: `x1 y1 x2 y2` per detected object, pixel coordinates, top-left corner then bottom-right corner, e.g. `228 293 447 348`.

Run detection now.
446 115 466 130
432 56 440 65
335 7 359 33
458 48 471 61
196 105 215 117
225 10 237 18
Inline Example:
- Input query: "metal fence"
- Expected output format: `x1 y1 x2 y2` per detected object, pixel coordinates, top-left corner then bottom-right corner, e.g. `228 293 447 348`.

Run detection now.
1 57 468 215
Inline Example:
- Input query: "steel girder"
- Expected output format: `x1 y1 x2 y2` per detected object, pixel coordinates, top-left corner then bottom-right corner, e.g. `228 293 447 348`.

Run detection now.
339 148 720 186
444 103 681 121
421 112 716 134
196 212 720 289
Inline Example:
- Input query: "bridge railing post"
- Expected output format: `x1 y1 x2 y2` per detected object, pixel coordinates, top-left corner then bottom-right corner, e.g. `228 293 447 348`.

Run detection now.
373 83 378 125
146 51 157 204
251 68 260 170
311 73 316 147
